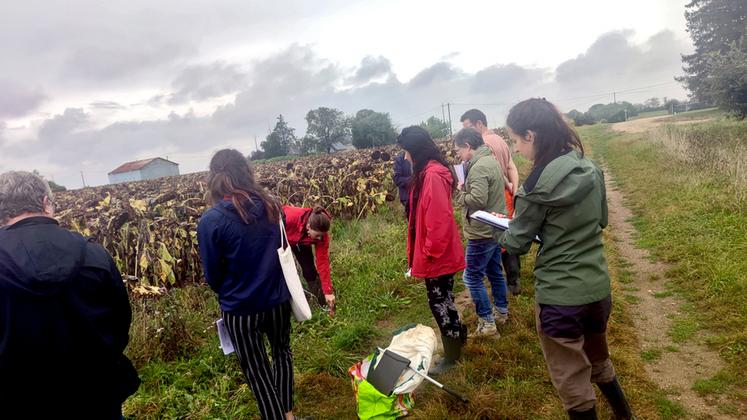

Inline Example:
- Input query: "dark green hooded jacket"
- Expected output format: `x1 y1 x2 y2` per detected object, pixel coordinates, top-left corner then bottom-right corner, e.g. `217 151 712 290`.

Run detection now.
496 150 611 305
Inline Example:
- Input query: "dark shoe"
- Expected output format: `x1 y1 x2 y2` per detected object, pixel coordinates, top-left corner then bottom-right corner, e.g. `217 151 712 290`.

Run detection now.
598 377 634 419
459 322 468 344
430 335 463 375
508 279 521 296
502 252 522 296
568 406 598 420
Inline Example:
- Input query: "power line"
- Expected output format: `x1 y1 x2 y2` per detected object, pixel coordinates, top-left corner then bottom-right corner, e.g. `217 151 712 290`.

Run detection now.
448 81 682 108
398 105 443 122
396 80 683 129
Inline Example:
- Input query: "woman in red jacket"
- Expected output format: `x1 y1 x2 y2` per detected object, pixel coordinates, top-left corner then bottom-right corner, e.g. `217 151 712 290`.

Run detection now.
397 126 467 375
282 205 336 314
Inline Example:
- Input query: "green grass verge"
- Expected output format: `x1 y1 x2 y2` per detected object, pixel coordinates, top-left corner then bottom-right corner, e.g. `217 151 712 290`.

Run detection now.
123 199 665 419
581 122 747 413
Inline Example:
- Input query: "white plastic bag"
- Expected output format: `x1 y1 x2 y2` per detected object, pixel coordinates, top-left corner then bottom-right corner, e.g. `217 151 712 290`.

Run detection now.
385 324 438 394
278 219 312 321
215 318 235 355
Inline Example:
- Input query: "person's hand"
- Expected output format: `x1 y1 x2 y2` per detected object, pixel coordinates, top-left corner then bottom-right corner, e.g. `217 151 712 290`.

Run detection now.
457 181 464 190
490 212 509 218
510 182 518 195
325 294 336 316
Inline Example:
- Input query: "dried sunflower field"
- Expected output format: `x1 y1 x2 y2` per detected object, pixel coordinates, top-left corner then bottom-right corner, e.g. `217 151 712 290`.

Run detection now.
54 143 453 292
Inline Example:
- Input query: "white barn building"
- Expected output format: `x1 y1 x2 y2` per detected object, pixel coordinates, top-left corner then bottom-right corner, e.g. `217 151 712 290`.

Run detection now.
108 158 179 184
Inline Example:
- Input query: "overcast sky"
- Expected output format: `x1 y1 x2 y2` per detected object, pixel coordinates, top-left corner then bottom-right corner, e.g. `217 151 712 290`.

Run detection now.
0 0 693 188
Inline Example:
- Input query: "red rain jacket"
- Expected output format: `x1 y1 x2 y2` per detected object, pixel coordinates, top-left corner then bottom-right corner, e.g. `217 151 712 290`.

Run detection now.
282 205 333 295
407 161 466 278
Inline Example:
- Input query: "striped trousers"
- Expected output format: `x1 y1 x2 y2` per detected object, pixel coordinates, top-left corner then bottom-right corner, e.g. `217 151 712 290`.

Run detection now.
224 301 294 420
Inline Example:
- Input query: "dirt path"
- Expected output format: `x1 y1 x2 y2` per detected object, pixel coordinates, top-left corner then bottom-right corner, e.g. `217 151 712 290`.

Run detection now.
611 115 713 133
603 167 734 419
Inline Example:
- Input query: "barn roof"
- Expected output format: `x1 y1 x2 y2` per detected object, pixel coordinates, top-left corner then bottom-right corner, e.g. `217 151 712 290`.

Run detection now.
108 157 178 175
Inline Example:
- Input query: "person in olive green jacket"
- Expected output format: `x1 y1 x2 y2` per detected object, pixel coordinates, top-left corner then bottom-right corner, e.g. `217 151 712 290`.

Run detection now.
454 128 509 337
495 98 634 420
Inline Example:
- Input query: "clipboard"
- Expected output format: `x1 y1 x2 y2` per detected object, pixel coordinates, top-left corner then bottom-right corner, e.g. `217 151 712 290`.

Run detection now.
470 210 541 243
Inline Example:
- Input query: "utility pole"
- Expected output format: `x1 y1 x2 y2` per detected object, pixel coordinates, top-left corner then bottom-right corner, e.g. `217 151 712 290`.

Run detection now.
613 92 617 104
254 135 258 151
441 104 446 124
446 102 453 137
80 171 87 188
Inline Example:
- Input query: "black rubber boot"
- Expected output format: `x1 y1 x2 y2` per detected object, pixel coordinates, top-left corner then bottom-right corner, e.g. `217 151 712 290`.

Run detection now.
430 335 463 375
567 406 598 420
459 322 468 344
597 377 634 419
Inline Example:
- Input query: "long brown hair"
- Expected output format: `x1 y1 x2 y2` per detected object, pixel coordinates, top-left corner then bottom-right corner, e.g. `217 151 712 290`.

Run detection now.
506 98 584 168
206 149 280 223
396 126 455 256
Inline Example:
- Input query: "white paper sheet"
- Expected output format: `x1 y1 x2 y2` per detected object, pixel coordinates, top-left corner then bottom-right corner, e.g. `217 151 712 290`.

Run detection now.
216 318 235 355
470 210 541 243
470 210 510 230
453 164 465 185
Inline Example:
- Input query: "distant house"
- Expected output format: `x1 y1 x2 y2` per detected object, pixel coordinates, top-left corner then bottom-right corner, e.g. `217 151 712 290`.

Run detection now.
330 135 355 153
108 157 179 184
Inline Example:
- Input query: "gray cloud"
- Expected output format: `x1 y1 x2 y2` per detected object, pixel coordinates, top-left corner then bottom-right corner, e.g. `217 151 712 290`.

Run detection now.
0 0 358 96
408 62 463 89
37 108 89 140
164 61 249 105
89 101 127 110
7 108 242 186
349 55 393 85
555 30 688 91
62 42 196 83
5 30 689 188
212 44 341 129
0 80 46 118
471 64 549 94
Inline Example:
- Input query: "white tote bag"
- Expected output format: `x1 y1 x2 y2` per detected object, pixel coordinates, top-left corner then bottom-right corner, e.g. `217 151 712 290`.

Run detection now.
278 218 313 322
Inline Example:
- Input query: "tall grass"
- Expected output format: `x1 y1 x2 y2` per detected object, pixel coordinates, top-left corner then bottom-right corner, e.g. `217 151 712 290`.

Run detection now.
650 121 747 202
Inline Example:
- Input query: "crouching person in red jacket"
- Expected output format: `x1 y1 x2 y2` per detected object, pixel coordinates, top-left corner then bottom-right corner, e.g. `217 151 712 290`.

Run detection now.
397 126 467 375
282 205 336 314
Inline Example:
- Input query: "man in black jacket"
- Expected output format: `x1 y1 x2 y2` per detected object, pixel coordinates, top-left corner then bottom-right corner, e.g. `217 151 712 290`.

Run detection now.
0 171 139 419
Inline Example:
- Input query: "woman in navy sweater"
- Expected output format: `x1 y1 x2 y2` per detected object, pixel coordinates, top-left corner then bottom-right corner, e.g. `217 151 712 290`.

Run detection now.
198 149 308 420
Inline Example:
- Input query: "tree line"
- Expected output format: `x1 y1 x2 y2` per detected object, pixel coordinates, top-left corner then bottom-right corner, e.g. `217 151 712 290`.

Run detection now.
566 97 706 126
250 108 451 160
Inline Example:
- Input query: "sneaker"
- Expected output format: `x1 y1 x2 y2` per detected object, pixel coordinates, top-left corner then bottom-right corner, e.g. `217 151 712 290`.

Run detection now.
475 317 498 336
492 307 509 325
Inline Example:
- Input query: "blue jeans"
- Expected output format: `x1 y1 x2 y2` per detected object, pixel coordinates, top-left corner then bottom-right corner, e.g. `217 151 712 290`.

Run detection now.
462 239 508 321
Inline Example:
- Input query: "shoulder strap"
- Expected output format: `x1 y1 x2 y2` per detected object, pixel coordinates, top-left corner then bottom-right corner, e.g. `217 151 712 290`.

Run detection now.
278 217 290 250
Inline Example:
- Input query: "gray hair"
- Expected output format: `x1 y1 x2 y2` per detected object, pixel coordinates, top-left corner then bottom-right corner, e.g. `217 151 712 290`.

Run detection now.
0 171 54 224
454 127 485 150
